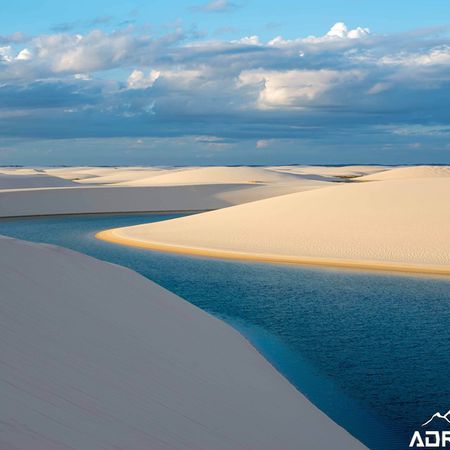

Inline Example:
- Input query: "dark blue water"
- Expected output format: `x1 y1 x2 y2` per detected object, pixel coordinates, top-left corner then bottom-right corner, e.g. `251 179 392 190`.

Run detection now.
0 213 449 450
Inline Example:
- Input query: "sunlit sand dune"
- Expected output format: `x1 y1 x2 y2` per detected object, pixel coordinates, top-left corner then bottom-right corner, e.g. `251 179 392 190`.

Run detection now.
114 166 312 186
268 165 389 180
358 165 450 181
0 236 365 450
44 167 135 181
99 177 450 275
72 168 170 185
0 168 43 175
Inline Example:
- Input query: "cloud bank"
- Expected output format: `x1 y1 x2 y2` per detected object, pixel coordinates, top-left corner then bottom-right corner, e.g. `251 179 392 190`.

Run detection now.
1 22 450 163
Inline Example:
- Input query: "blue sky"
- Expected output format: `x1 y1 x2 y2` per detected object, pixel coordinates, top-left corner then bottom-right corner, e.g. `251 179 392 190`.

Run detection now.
1 0 450 164
4 0 450 38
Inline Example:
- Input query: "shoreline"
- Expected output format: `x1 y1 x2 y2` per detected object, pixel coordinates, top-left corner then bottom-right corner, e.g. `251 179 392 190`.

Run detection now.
96 228 450 277
0 209 209 220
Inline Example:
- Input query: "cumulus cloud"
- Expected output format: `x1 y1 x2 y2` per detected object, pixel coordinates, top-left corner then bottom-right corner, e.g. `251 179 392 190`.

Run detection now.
232 35 260 45
268 22 370 47
16 48 32 61
127 69 160 89
326 22 370 39
239 69 364 109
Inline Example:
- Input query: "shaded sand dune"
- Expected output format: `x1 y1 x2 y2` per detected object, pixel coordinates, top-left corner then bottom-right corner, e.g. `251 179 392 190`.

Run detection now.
0 185 248 217
0 236 365 450
0 182 326 217
99 177 450 275
0 173 78 189
359 165 450 181
0 166 333 217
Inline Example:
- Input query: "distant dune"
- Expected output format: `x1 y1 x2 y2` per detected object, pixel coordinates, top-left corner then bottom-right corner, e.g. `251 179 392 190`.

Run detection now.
112 166 311 186
0 173 78 189
72 168 170 185
358 165 450 181
99 176 450 275
0 236 365 450
269 165 388 180
0 166 334 217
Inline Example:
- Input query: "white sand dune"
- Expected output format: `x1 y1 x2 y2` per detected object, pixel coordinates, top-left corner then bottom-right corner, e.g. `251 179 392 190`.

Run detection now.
73 168 169 185
0 235 365 450
269 165 388 180
0 180 327 217
0 166 333 217
114 166 311 186
99 177 450 275
0 173 78 189
0 185 244 217
0 167 43 176
44 167 134 181
358 165 450 181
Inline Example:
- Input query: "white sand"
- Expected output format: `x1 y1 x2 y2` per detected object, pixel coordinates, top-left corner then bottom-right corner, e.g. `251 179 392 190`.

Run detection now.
0 235 365 450
43 167 130 180
268 165 389 180
358 165 450 181
112 166 312 186
73 168 169 185
0 173 78 189
99 177 450 275
0 167 332 217
0 168 43 176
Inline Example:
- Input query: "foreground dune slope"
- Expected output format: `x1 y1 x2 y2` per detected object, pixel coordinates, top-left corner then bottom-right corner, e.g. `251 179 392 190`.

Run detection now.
0 236 365 450
98 178 450 274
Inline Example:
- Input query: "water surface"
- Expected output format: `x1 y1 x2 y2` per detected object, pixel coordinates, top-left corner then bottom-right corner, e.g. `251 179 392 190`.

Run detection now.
1 213 449 450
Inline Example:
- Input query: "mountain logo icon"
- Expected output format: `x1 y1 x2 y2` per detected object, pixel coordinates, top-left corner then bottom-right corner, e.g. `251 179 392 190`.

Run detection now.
422 411 450 427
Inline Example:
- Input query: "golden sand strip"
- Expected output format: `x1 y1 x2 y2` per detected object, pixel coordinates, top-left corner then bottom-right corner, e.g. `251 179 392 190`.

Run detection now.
96 229 450 277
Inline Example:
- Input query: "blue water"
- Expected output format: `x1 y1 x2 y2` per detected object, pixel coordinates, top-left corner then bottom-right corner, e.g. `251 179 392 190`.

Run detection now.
0 213 449 450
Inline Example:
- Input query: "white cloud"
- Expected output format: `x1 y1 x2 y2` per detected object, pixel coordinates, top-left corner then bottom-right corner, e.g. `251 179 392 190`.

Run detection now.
239 69 364 109
326 22 370 40
74 73 91 80
232 36 260 45
15 48 32 61
0 46 12 62
268 22 370 47
256 139 271 148
367 82 391 95
127 69 160 89
379 46 450 67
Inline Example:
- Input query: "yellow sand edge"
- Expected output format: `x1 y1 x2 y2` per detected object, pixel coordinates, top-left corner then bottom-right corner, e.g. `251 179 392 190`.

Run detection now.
96 229 450 277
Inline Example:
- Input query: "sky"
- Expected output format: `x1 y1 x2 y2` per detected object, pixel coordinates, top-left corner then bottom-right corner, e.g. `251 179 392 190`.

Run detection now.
1 0 450 165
